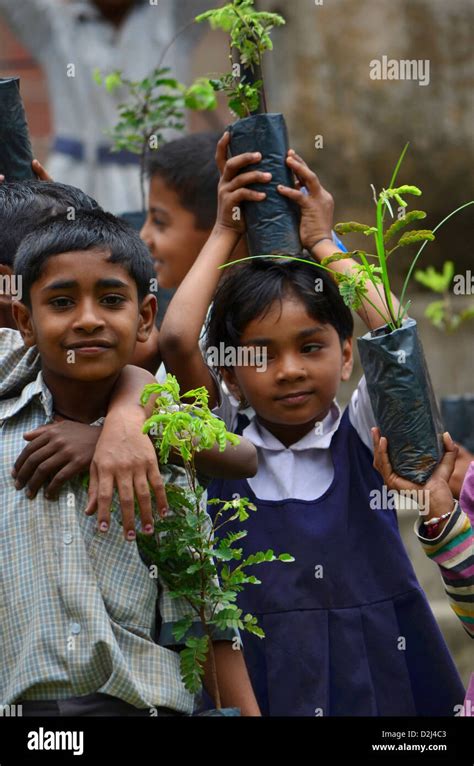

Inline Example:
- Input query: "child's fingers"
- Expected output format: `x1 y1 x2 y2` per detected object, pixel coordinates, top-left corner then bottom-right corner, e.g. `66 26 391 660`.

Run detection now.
287 154 322 195
22 454 67 499
277 184 308 204
231 188 267 204
133 474 154 534
288 148 305 163
215 131 230 174
226 169 271 192
147 462 168 519
222 151 262 182
45 464 79 500
21 425 53 440
432 432 459 483
115 473 137 541
371 426 381 451
372 432 393 480
12 432 51 483
32 158 53 182
85 462 99 516
443 431 457 453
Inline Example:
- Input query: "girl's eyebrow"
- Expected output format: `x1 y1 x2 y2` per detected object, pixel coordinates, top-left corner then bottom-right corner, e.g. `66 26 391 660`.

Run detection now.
244 326 327 345
298 326 328 339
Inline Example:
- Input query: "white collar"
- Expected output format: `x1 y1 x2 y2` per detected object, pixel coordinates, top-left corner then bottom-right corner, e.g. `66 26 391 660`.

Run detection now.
242 400 342 451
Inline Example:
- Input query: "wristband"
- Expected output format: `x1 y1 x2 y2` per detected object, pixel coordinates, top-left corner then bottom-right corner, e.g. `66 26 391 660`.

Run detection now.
421 499 458 538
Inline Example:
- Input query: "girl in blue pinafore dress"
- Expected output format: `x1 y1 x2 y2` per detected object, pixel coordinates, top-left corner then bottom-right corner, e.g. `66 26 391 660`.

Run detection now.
204 260 465 717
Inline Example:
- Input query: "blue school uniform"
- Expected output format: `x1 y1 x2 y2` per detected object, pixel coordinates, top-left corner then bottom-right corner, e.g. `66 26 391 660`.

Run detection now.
208 409 465 716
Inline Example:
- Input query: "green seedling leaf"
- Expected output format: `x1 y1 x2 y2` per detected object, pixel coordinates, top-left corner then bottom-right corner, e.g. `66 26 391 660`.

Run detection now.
396 229 435 248
185 78 218 111
415 261 454 293
105 71 123 93
334 221 372 235
384 210 427 245
387 185 422 197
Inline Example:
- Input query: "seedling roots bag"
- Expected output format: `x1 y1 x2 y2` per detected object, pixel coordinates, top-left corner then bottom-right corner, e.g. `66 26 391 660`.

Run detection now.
358 318 444 483
0 78 35 181
228 113 301 257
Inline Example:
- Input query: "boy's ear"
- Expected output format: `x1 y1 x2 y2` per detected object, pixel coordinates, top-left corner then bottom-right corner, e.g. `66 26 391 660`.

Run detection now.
341 337 354 381
0 264 13 310
220 366 244 402
136 293 157 343
11 301 36 346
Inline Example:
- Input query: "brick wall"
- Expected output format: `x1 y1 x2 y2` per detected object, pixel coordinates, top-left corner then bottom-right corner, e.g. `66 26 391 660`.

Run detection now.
0 19 52 161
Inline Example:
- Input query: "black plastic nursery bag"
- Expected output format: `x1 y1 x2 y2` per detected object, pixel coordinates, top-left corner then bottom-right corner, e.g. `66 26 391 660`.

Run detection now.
0 77 35 181
358 318 444 483
227 113 301 257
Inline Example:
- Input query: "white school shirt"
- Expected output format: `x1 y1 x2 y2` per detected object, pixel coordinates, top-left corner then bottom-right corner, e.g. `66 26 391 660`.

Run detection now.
213 376 378 502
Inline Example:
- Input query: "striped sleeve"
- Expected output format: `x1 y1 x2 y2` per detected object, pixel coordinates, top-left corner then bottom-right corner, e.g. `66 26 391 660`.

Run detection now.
415 505 474 638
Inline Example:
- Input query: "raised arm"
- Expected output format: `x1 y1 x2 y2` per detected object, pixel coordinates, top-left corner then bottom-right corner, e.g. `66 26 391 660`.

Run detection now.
159 132 271 408
0 0 56 61
278 151 401 331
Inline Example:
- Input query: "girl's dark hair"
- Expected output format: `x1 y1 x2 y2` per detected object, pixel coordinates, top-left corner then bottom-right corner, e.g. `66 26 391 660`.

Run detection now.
206 258 354 354
14 208 155 306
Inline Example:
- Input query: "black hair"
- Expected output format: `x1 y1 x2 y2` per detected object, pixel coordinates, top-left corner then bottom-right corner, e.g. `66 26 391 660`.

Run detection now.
145 132 221 230
14 208 155 306
0 180 100 267
206 258 354 359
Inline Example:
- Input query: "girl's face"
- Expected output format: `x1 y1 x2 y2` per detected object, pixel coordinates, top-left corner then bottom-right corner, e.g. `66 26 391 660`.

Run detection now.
222 296 353 448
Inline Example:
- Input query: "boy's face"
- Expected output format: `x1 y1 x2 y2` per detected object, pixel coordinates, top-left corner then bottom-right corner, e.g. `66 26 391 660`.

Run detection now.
13 249 156 384
222 297 353 447
140 175 211 290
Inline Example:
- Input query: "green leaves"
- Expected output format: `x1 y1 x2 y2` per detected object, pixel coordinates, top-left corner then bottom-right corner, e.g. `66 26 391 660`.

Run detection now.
383 210 427 245
327 180 437 329
396 229 435 248
180 636 209 695
196 1 285 69
415 262 474 334
415 261 455 293
196 0 285 116
93 65 217 207
334 222 377 236
135 373 295 701
184 78 218 111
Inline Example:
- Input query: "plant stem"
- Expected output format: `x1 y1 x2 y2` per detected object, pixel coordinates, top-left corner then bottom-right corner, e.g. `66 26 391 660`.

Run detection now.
232 2 268 114
382 142 409 223
202 611 221 710
375 197 398 329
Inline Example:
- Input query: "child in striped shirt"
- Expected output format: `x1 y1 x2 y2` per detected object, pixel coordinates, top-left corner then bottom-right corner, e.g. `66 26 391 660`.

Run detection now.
373 431 473 713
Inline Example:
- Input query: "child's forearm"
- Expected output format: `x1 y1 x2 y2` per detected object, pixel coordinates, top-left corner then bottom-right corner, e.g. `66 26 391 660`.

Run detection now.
204 641 261 716
194 437 258 479
108 364 157 418
160 226 240 406
310 240 401 331
161 225 239 355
